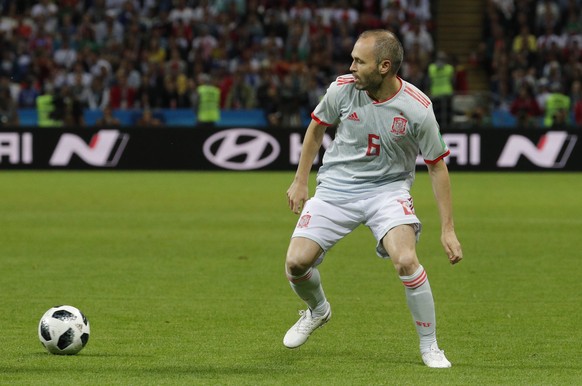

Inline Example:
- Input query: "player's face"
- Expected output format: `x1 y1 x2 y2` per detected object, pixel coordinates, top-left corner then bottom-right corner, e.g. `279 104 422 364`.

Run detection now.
349 37 383 91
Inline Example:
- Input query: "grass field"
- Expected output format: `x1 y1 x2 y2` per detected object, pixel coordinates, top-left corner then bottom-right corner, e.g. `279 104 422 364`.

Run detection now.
0 171 580 385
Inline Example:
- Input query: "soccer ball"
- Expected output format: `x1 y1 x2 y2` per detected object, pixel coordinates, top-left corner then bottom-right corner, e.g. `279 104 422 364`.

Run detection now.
38 305 90 355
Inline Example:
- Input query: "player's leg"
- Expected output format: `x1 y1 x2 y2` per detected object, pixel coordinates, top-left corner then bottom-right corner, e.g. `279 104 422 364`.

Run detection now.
285 236 330 317
382 225 451 368
283 236 331 349
283 197 357 348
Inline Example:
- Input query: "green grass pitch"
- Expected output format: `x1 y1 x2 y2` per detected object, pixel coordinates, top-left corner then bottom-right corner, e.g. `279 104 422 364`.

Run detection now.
0 171 580 385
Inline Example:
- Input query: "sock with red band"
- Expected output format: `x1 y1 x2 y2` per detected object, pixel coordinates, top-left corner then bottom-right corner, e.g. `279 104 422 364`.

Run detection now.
400 265 437 353
287 267 329 317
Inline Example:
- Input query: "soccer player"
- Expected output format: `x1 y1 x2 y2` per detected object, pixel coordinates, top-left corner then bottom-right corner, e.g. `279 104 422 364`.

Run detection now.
283 30 463 368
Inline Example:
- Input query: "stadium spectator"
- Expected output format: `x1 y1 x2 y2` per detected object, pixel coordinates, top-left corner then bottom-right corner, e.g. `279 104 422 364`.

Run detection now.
88 49 113 86
400 56 428 90
58 12 77 38
17 76 40 108
30 0 58 34
84 0 108 22
109 70 136 109
36 83 62 127
562 1 582 36
277 72 307 127
256 67 282 126
192 25 217 63
136 108 162 126
80 76 110 110
355 7 384 35
401 17 434 60
13 11 34 40
491 0 515 30
512 25 538 59
407 0 432 25
145 35 166 65
333 0 359 27
543 82 571 127
535 77 551 111
53 35 77 70
117 0 140 28
117 58 141 90
315 1 336 28
94 9 124 46
541 59 563 86
537 25 564 59
77 14 97 51
535 0 561 33
381 0 407 31
0 2 18 39
510 83 542 127
28 22 54 53
163 72 189 108
194 73 220 128
289 0 313 22
428 51 455 126
0 84 18 126
285 21 310 61
224 70 256 109
171 20 193 55
59 84 85 127
452 54 469 94
66 62 93 91
571 80 582 125
332 23 356 67
95 104 121 126
134 71 155 109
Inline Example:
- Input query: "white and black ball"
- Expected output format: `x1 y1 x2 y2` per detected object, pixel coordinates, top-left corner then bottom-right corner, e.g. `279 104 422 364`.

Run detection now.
38 305 90 355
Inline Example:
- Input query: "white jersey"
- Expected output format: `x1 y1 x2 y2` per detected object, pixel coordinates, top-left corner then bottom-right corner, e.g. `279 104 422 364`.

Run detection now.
311 74 449 202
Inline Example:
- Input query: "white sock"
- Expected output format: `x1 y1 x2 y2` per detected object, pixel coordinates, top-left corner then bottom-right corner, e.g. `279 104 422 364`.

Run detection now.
400 265 437 353
287 267 329 317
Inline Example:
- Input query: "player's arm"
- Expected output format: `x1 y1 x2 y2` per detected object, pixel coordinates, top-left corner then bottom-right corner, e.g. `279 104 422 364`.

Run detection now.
287 119 328 214
426 159 463 265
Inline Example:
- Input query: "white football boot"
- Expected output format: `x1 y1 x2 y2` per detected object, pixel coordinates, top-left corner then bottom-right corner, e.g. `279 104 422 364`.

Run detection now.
283 306 331 349
421 342 452 368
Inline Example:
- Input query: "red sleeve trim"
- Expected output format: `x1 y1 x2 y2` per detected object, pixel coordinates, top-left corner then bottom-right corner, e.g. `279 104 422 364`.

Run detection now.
311 112 333 126
424 149 450 165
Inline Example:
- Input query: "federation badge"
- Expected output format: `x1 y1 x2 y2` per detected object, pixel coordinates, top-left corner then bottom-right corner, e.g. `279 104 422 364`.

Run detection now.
391 116 408 136
297 214 311 229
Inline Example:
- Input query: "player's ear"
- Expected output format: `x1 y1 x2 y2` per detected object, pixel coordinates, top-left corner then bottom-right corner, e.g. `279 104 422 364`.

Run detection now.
379 59 391 75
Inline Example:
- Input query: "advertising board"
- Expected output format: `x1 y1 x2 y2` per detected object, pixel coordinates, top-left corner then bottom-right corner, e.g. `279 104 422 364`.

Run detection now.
0 128 579 171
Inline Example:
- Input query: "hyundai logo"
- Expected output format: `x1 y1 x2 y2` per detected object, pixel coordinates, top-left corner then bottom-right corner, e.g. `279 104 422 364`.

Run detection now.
203 128 280 170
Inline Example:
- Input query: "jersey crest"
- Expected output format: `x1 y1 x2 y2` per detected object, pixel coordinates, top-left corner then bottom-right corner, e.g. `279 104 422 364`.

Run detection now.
390 116 408 136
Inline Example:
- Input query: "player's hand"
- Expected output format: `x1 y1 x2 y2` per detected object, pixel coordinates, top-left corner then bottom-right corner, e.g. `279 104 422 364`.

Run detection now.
286 180 309 215
441 230 463 265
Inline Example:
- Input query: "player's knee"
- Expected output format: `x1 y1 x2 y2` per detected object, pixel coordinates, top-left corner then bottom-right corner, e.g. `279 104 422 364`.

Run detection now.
391 252 419 275
285 238 322 276
285 253 313 276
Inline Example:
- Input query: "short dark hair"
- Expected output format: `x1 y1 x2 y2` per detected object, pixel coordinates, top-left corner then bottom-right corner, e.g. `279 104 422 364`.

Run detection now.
358 30 404 76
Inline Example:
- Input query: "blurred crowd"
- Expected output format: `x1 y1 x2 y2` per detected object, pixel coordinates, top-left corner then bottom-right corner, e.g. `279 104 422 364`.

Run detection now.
478 0 582 127
0 0 437 127
3 0 580 129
